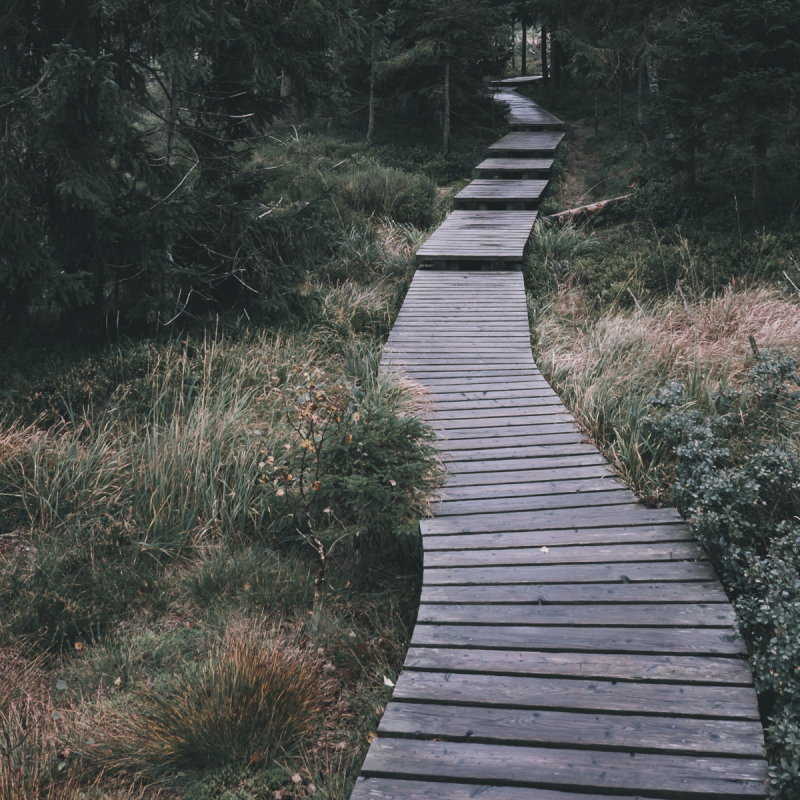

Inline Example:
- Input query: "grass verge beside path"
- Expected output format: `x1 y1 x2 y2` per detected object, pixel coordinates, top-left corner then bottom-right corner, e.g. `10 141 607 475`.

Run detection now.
0 121 473 799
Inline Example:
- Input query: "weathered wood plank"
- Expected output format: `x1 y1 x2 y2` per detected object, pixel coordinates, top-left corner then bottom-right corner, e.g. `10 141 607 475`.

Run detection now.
435 476 631 500
422 524 695 551
422 561 719 585
359 739 767 797
402 647 754 684
392 672 759 718
410 623 745 657
431 490 636 518
423 541 705 568
352 777 660 800
416 602 735 628
419 582 729 606
422 504 684 534
378 702 764 756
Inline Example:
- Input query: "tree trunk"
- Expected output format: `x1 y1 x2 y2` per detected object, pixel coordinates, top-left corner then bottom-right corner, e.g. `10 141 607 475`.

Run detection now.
543 193 633 224
521 17 527 76
595 89 599 135
680 140 696 194
752 132 767 208
511 22 516 73
367 28 376 144
637 68 643 129
442 54 450 156
165 75 178 165
541 25 548 83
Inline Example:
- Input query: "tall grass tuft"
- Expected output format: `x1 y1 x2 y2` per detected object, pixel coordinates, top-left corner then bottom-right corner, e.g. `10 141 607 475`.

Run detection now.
525 221 600 290
94 620 328 781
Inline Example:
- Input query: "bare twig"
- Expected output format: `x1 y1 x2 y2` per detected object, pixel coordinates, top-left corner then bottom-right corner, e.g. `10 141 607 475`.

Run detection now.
627 287 643 312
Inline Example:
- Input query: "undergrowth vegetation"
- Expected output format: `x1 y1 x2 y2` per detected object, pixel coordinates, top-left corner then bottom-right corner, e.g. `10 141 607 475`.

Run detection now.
0 122 460 800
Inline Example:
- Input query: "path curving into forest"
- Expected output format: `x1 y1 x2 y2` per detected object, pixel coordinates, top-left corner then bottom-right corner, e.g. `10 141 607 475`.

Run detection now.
350 89 768 800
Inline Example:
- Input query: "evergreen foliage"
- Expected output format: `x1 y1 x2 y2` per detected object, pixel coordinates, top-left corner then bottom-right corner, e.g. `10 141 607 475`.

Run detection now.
0 0 357 332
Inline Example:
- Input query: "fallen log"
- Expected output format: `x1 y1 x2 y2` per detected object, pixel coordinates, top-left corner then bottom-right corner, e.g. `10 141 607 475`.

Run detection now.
542 193 633 224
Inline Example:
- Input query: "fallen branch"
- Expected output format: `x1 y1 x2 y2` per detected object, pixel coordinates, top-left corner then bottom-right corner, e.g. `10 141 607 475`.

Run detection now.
542 193 633 225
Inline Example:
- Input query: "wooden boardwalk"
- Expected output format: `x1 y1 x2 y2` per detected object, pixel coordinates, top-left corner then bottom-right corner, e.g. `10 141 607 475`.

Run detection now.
454 180 548 210
492 89 564 130
416 211 537 267
350 89 767 800
489 132 565 157
475 159 553 179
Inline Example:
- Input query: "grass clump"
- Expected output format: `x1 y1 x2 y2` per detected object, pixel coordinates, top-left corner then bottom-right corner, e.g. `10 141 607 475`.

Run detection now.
94 620 328 782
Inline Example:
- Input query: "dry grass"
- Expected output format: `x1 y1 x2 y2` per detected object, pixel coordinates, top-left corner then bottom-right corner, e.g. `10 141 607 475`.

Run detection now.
539 285 800 384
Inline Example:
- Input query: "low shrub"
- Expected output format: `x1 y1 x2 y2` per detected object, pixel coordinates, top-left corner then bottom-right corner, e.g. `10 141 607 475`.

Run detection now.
643 352 800 799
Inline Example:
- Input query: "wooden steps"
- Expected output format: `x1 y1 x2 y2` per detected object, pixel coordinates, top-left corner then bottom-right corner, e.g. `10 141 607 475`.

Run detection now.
416 89 560 269
454 179 548 210
415 211 537 268
488 131 565 157
352 272 768 800
492 88 564 130
475 159 553 179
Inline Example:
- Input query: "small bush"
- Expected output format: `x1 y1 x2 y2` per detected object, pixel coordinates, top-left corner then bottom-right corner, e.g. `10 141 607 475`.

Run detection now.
643 352 800 799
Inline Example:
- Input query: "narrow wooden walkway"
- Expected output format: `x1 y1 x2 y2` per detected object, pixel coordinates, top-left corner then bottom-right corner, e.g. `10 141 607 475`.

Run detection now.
454 180 548 210
488 132 565 157
350 89 767 800
491 88 564 130
416 211 537 268
475 159 553 179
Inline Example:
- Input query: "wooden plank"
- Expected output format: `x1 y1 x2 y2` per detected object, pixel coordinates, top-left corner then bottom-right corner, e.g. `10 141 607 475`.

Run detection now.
422 561 719 586
378 703 765 756
423 542 705 568
352 777 662 800
443 466 615 488
441 443 599 463
391 672 759 718
435 476 632 500
431 491 636 518
402 648 755 684
423 524 695 551
422 505 684 534
415 603 735 628
419 582 730 606
409 623 746 656
359 739 767 796
437 432 593 450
